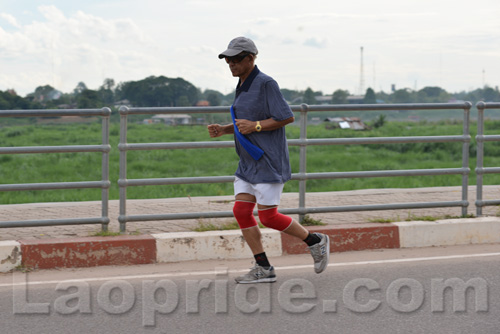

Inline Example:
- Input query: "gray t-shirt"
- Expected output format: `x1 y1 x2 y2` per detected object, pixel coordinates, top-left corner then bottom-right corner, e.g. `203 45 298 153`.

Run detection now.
232 66 294 184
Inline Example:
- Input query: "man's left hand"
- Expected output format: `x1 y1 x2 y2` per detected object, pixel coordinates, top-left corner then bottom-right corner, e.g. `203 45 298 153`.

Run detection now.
234 119 257 134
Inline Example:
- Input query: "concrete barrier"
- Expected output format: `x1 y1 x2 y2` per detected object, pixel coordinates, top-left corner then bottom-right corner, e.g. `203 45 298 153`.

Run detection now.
154 229 282 263
0 241 22 273
395 217 500 248
280 223 400 255
19 235 156 270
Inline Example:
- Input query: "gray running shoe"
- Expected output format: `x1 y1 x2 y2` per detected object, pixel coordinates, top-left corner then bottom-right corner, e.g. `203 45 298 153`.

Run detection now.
235 264 277 284
308 233 330 273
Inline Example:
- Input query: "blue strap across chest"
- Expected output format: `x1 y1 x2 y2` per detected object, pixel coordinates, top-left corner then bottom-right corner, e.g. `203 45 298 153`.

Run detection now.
230 105 264 161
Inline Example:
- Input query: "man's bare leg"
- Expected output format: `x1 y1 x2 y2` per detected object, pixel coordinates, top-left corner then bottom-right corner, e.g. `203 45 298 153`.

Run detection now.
240 226 264 255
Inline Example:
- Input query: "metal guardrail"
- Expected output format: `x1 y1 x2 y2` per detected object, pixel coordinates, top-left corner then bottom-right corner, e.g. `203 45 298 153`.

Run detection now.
475 102 500 216
118 102 472 233
0 108 112 230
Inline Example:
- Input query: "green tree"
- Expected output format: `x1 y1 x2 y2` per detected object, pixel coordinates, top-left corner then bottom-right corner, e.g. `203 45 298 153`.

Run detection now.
206 92 221 106
281 88 302 103
33 85 56 102
118 76 199 107
332 89 349 104
73 82 88 96
102 78 115 91
393 89 412 103
176 96 190 106
363 88 377 104
0 95 10 109
482 86 500 102
303 87 316 105
417 86 449 103
375 91 390 104
99 78 116 105
77 89 103 108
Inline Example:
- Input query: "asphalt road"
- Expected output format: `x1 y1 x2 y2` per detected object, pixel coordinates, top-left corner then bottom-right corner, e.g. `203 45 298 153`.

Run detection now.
1 244 499 334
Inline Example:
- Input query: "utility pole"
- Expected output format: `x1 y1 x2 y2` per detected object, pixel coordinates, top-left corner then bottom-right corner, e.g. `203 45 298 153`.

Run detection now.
359 46 365 95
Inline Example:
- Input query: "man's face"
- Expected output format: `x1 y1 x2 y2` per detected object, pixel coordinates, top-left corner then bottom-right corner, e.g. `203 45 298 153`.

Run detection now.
225 53 253 78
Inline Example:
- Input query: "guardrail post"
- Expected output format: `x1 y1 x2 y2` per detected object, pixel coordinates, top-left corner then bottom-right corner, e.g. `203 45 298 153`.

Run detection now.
101 107 111 231
118 106 129 233
461 102 471 217
298 103 308 223
475 102 485 216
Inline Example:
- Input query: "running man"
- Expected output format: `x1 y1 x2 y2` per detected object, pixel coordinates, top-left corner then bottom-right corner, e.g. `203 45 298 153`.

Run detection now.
208 36 330 283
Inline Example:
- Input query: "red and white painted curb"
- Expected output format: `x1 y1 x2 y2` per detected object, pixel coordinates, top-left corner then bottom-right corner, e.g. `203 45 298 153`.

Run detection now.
1 217 499 272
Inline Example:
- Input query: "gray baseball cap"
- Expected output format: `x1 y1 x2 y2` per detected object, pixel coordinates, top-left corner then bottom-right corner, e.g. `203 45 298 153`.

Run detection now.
218 36 258 59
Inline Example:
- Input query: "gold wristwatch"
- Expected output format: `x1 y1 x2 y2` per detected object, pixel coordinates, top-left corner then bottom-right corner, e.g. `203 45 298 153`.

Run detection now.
255 121 262 132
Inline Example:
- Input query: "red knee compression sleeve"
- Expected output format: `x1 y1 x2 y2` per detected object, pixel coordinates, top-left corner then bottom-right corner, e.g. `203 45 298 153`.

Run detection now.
233 201 258 229
258 208 293 231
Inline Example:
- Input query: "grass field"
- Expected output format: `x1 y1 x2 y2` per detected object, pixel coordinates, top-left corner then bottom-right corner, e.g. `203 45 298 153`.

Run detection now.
1 118 500 204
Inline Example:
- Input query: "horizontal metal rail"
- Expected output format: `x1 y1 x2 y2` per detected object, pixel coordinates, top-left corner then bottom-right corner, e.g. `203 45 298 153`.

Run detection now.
0 108 111 230
0 217 109 229
119 135 469 152
478 135 500 142
280 201 467 215
292 168 469 179
475 102 500 216
120 103 472 115
0 145 111 154
476 167 500 174
119 168 468 188
121 106 228 115
290 136 469 146
119 176 234 187
0 181 111 192
118 103 472 232
476 200 500 208
119 142 234 151
0 109 111 117
121 200 467 224
292 102 472 112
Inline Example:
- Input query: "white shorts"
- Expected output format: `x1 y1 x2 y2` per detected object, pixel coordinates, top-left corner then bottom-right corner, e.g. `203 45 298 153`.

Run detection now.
234 176 284 206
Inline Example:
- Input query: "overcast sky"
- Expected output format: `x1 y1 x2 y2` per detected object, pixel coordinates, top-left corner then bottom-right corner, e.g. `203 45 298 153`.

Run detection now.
1 0 499 97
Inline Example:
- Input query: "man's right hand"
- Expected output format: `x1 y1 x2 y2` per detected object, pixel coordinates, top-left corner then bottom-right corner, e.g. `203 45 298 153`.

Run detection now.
207 124 223 137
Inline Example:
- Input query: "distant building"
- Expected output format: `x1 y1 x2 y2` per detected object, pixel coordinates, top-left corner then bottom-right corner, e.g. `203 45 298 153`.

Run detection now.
196 100 210 107
57 103 77 109
114 99 132 108
347 95 365 104
324 117 369 130
310 117 322 125
314 95 333 104
151 114 192 125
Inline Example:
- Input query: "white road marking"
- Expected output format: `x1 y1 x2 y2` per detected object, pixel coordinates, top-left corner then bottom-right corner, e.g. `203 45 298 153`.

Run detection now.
278 252 500 270
1 252 500 288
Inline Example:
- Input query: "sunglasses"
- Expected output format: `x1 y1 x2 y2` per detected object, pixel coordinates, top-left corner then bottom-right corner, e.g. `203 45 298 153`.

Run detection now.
225 54 249 64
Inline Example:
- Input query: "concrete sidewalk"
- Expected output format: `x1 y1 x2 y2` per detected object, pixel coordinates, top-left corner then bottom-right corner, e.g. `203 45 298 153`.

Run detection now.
1 186 500 272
